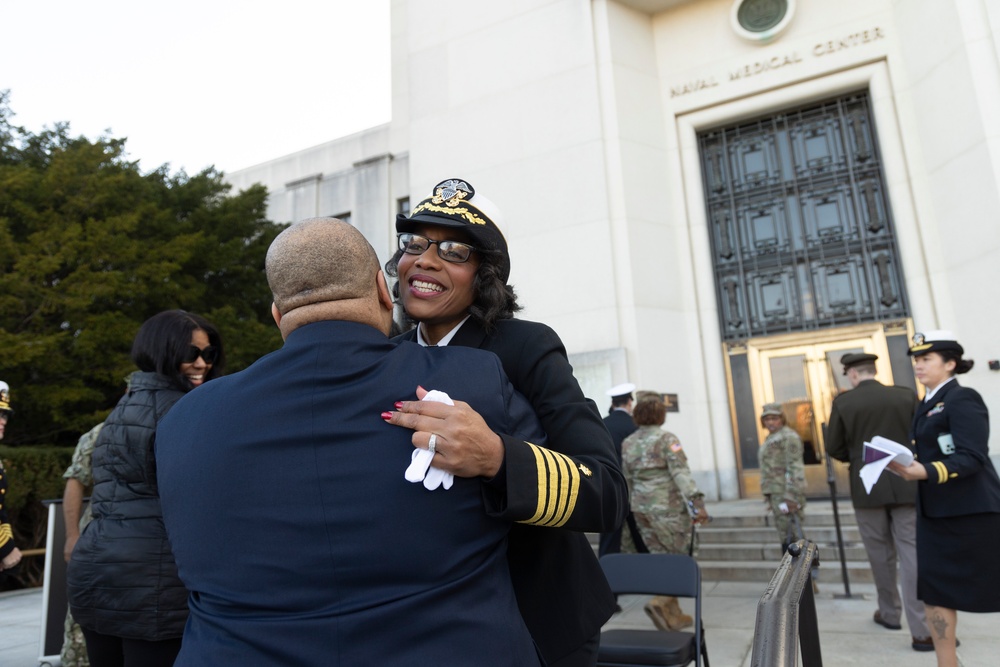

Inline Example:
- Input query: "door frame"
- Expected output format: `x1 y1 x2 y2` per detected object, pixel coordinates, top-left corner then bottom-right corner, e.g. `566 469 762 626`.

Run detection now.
724 320 914 497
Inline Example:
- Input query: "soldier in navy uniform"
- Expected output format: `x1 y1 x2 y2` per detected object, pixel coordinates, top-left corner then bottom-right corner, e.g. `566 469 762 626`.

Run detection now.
0 381 23 576
890 330 1000 666
599 382 637 557
384 179 628 666
826 352 931 650
156 219 544 666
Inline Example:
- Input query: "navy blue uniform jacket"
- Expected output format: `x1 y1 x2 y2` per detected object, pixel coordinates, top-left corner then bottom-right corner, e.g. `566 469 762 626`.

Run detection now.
156 321 544 666
398 317 628 663
911 380 1000 518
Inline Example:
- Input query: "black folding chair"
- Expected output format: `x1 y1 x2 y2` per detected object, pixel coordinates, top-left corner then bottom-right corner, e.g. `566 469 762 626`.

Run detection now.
598 553 709 667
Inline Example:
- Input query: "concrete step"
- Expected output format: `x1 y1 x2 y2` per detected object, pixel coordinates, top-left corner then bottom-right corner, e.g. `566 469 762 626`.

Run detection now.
588 498 876 583
698 541 869 563
699 559 874 584
697 525 861 544
706 511 858 529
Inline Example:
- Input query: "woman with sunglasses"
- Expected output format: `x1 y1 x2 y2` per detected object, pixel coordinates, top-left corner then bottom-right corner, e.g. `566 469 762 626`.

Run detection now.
68 310 224 667
385 179 627 667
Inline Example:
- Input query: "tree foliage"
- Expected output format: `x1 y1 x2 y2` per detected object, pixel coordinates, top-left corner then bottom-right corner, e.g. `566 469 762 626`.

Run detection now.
0 91 287 445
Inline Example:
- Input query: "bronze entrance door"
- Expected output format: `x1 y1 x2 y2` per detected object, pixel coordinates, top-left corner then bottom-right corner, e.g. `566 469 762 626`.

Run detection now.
723 321 916 498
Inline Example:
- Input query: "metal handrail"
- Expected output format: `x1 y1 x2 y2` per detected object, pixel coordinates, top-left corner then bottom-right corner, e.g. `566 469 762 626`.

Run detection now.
750 539 823 667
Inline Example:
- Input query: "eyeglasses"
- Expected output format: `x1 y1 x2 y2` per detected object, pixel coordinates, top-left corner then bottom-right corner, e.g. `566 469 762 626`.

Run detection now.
398 233 477 264
183 345 219 365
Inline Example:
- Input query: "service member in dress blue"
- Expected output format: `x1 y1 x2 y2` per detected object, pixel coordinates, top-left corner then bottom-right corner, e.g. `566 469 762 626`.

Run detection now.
385 179 628 667
156 219 544 666
0 381 24 576
599 382 638 557
889 330 1000 665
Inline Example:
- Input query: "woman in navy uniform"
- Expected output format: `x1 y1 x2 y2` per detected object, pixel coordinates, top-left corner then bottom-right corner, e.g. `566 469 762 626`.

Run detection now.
890 330 1000 667
384 178 628 667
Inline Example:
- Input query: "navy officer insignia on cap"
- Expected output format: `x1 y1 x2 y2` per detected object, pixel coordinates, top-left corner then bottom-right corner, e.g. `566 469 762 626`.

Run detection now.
432 179 474 207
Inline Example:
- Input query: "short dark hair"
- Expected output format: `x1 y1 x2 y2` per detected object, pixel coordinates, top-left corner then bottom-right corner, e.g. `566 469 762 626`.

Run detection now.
131 310 225 392
610 394 632 409
936 349 975 375
632 396 667 426
384 242 521 333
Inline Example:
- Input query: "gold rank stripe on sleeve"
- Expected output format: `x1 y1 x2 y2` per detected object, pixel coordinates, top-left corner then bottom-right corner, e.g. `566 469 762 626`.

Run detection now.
519 443 581 528
931 460 949 484
0 522 13 547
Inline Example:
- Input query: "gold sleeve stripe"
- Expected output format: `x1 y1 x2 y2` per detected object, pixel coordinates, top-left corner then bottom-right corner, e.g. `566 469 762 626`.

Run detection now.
523 444 553 525
520 443 581 527
543 451 580 528
932 461 949 484
0 523 13 547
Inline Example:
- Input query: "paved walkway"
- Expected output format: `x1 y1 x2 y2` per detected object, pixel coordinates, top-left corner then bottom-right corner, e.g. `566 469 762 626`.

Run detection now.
4 498 997 666
4 581 998 666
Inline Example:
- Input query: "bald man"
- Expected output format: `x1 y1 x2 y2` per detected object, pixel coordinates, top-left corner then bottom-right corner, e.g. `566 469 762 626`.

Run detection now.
156 218 544 666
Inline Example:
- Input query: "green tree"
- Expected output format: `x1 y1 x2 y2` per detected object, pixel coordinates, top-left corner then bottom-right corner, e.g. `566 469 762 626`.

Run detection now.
0 91 287 445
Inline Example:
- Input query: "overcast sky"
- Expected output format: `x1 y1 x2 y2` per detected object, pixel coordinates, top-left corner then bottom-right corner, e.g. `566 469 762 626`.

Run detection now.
1 0 391 175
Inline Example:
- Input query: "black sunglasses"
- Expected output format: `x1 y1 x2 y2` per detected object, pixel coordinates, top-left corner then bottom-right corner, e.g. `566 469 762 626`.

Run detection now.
182 345 219 364
398 233 477 264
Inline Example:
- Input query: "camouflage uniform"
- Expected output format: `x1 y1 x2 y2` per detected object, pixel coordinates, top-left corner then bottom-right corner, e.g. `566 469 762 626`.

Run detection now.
620 426 703 556
759 424 807 548
60 423 102 667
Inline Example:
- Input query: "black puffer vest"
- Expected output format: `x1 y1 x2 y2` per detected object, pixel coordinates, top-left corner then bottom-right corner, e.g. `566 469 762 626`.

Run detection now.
67 372 189 640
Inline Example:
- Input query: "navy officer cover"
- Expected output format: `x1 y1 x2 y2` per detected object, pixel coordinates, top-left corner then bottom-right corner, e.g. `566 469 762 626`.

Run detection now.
156 321 544 666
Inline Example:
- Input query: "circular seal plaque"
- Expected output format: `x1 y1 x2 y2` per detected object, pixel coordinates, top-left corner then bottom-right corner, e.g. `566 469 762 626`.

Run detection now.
731 0 796 43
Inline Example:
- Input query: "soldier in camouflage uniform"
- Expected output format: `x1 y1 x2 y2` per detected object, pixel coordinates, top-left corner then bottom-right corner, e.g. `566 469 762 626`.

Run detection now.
60 422 103 667
620 392 709 631
758 403 808 552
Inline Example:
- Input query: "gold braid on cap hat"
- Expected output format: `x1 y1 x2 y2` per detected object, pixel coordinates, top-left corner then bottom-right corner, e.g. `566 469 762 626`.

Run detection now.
410 200 489 226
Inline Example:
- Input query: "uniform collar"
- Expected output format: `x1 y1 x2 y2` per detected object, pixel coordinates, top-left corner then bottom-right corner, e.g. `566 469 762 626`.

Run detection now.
416 315 472 347
923 376 956 403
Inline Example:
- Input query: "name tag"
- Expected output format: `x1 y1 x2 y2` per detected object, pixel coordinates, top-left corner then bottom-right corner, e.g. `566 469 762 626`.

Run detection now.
938 433 955 455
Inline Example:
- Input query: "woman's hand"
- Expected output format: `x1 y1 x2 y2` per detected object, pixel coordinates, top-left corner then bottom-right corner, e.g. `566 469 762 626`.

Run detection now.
888 460 929 481
384 386 505 478
1 546 22 571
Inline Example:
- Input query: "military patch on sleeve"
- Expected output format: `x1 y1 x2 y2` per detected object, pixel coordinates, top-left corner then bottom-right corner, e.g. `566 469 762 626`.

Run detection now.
670 442 682 452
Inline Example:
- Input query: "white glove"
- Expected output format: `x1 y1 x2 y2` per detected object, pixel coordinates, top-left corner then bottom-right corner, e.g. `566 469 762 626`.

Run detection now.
778 501 790 514
403 390 455 491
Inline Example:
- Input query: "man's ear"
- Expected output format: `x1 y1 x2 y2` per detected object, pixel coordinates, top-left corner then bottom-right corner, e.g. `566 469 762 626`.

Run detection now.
271 302 282 328
376 270 394 313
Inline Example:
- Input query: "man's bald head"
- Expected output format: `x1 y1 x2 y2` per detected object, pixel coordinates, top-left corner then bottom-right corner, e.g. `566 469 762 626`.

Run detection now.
266 218 391 336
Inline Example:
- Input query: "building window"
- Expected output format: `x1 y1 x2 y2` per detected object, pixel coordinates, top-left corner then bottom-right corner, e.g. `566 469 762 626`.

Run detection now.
397 197 410 216
698 91 909 341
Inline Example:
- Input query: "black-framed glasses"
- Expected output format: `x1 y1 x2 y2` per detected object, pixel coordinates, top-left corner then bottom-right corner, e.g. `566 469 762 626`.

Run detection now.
398 233 477 264
183 345 219 365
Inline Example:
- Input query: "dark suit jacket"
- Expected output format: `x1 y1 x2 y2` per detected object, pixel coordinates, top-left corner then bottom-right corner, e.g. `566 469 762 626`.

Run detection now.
826 379 919 508
156 321 544 666
398 317 628 664
911 379 1000 519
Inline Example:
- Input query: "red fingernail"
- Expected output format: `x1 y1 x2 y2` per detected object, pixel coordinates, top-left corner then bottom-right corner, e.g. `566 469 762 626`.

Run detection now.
381 412 393 421
394 402 403 410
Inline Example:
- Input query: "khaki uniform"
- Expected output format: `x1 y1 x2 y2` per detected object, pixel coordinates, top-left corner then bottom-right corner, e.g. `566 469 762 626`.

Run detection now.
620 426 703 556
60 423 102 667
759 425 807 547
